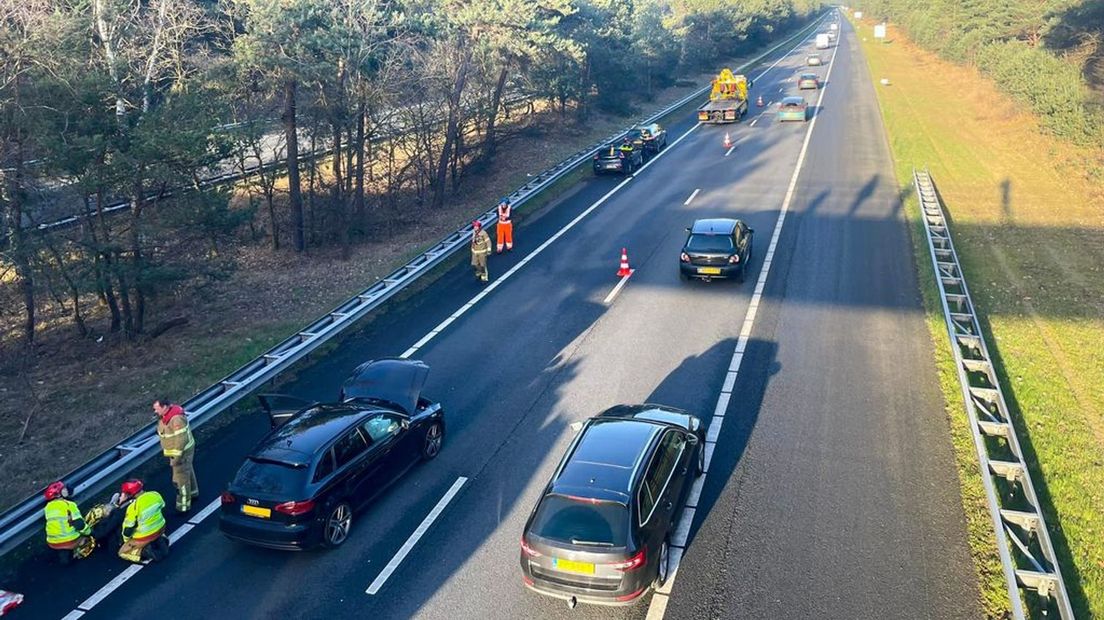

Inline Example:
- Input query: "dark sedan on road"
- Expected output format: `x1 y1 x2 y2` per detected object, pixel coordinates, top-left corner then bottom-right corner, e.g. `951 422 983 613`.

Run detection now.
679 218 755 282
626 123 668 156
520 404 705 608
593 141 643 175
218 359 445 550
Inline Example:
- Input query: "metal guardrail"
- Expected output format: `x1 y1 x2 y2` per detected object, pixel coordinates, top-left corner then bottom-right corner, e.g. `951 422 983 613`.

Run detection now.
914 169 1074 619
0 17 824 558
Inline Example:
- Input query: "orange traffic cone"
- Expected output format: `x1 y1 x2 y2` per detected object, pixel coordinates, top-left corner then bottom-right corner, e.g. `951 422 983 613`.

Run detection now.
723 132 732 149
757 95 764 107
616 248 632 277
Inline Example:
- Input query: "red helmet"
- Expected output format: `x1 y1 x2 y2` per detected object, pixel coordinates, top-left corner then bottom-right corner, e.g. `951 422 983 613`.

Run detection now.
472 220 482 230
120 479 143 496
44 481 67 501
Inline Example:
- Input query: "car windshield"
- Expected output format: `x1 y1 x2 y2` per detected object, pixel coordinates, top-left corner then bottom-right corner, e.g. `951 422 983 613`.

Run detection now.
801 74 817 80
235 457 307 495
782 98 805 107
686 233 734 253
531 494 629 547
626 129 646 140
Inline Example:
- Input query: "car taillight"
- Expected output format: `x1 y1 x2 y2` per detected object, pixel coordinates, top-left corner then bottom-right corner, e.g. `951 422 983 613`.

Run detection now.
521 536 543 558
220 491 235 504
274 499 315 516
610 546 646 572
729 254 740 264
680 252 690 263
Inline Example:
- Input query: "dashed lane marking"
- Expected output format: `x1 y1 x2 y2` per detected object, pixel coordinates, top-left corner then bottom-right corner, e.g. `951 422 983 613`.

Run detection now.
644 11 841 620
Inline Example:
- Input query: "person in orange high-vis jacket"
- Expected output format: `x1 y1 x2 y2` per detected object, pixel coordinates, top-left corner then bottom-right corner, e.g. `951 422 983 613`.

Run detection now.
154 398 198 513
495 199 513 253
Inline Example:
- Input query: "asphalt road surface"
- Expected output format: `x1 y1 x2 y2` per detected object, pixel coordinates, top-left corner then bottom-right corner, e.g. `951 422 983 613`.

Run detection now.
3 13 982 620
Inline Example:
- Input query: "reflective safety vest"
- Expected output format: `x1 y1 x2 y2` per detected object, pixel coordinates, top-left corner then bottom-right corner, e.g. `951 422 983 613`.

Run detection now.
497 203 511 223
123 491 166 540
44 499 85 545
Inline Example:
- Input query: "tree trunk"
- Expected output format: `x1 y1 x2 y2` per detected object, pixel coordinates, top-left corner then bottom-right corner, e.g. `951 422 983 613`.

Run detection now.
485 65 509 159
128 177 146 336
432 45 473 209
354 103 366 226
5 144 35 345
283 80 305 252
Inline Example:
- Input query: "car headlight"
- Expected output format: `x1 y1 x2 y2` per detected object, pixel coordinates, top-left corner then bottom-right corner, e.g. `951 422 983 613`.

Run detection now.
680 252 690 263
728 254 740 264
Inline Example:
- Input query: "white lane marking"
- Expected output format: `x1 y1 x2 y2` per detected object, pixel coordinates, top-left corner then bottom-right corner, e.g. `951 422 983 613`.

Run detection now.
188 497 222 525
366 476 468 595
683 188 700 205
724 145 736 157
74 565 143 612
400 121 703 359
767 100 774 106
749 118 758 127
62 612 84 620
603 270 635 304
671 507 695 547
645 11 840 620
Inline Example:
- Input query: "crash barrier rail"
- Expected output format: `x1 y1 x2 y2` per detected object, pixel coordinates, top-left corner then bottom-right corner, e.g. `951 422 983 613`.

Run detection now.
914 169 1074 619
27 95 532 233
0 15 827 558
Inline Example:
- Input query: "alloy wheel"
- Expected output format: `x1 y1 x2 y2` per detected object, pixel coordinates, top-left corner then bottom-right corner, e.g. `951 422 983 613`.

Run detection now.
325 502 352 547
423 422 443 460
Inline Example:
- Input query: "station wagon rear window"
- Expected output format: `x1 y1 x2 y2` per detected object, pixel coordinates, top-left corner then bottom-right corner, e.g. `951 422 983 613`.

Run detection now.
236 458 307 494
531 494 629 547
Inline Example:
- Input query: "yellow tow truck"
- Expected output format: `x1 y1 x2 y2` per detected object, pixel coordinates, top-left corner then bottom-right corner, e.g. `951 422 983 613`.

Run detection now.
697 69 751 123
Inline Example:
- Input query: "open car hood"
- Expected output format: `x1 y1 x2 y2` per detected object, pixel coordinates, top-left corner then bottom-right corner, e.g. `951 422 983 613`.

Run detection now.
341 358 429 416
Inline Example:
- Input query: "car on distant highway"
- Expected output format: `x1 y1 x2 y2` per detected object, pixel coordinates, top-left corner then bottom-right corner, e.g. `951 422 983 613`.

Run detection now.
806 54 823 66
520 404 704 608
777 96 809 123
593 140 644 175
798 73 821 90
679 218 755 282
625 123 668 156
218 358 445 550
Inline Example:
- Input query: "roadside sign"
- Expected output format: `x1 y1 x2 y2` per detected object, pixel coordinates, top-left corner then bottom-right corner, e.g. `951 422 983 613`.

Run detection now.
854 10 863 18
874 24 886 39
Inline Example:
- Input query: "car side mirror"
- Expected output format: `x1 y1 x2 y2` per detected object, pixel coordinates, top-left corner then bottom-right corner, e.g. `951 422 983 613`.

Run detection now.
748 228 755 233
685 227 692 232
685 432 699 445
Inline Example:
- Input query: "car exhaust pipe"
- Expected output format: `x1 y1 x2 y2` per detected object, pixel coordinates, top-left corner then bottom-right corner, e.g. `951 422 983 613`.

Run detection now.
567 596 577 610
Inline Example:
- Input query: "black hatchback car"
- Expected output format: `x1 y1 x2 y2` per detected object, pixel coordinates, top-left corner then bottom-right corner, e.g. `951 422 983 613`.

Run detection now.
520 404 704 607
593 140 643 175
218 359 445 550
626 123 668 156
679 218 755 282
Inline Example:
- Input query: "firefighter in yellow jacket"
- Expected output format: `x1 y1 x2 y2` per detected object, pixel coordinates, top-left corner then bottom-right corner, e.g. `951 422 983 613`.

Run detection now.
117 479 170 563
43 481 91 565
470 220 492 283
154 398 198 512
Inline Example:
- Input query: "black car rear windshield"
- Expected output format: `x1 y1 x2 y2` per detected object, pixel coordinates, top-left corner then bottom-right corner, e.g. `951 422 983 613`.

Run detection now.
685 233 734 253
531 494 629 547
235 457 307 495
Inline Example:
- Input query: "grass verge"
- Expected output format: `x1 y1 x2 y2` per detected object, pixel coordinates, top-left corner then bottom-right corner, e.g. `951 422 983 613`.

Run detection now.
851 15 1104 619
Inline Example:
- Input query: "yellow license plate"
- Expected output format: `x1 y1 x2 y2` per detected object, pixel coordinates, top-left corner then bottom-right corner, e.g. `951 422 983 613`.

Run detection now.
698 267 722 275
554 558 595 574
241 504 271 519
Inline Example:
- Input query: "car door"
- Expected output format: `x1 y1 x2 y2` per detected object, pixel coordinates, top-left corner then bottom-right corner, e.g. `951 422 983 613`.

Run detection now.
637 431 685 551
329 426 375 508
358 412 409 487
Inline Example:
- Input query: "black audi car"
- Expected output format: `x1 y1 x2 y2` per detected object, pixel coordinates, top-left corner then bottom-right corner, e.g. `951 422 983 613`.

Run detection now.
520 404 704 608
626 123 668 156
219 359 444 550
679 218 755 282
593 141 643 175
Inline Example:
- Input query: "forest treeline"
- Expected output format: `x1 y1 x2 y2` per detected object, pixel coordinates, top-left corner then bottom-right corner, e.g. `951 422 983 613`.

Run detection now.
855 0 1104 146
0 0 822 346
